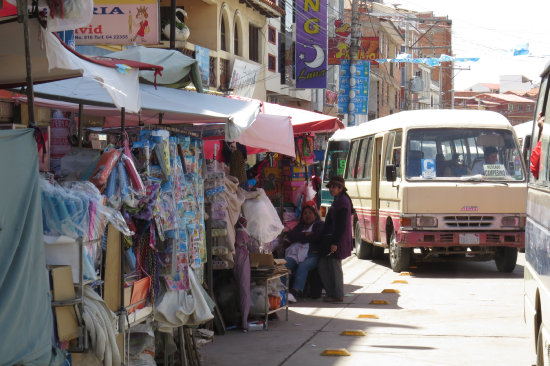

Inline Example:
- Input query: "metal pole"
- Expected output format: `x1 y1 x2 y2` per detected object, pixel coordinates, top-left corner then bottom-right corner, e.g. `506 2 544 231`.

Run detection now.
121 107 126 135
439 66 442 109
346 0 359 126
404 22 409 111
170 0 176 49
78 103 83 147
18 0 35 127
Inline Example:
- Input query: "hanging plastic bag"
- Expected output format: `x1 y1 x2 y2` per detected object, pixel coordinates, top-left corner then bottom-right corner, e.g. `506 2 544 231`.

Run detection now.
188 267 214 325
121 153 146 196
241 188 284 244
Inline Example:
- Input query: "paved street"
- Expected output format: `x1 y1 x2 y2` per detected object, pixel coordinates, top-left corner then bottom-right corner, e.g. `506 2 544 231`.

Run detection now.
201 253 534 366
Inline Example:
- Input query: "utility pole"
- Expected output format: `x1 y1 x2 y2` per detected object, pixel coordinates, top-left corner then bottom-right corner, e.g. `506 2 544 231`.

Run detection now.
404 21 409 111
346 0 360 126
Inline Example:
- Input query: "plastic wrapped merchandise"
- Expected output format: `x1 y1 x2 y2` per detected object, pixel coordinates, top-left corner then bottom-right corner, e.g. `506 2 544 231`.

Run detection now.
89 148 121 191
121 153 146 196
40 178 88 239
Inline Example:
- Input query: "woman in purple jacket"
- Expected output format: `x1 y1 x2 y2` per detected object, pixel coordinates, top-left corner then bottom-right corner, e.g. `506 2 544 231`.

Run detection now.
284 205 324 298
318 176 353 302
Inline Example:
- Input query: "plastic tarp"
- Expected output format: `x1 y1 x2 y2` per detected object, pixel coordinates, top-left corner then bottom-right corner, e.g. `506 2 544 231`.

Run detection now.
32 77 261 141
0 129 62 366
235 114 295 157
0 18 141 113
263 101 344 134
228 96 344 134
105 46 204 93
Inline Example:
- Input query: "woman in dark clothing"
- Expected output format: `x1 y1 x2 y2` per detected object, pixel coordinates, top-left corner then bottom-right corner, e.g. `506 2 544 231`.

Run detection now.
284 205 325 297
318 176 353 302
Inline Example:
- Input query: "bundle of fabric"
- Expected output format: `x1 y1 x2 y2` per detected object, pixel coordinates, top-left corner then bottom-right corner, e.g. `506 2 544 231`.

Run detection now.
82 287 121 366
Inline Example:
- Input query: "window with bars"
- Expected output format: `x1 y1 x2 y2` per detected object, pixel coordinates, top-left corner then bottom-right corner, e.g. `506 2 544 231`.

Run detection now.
249 24 260 62
209 57 217 88
220 58 230 90
234 23 239 55
221 16 227 51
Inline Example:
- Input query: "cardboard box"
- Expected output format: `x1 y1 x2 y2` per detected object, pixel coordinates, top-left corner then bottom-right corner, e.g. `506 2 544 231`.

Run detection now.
249 253 275 268
50 265 79 342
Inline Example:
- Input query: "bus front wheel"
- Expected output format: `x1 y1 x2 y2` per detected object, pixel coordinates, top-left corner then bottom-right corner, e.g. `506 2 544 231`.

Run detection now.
389 232 411 272
355 222 373 259
494 247 518 273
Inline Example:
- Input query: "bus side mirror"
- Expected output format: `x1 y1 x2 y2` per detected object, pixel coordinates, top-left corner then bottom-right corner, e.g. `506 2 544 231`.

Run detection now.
386 164 397 182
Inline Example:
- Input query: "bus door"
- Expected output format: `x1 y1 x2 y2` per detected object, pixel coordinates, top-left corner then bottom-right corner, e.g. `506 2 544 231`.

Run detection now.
372 134 384 243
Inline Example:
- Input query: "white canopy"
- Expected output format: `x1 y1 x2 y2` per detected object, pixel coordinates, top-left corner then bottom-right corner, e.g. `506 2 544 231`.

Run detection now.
29 79 295 156
0 18 141 112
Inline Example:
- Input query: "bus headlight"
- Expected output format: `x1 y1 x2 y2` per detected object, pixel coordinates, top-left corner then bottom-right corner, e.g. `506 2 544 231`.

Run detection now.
416 216 438 228
502 216 524 229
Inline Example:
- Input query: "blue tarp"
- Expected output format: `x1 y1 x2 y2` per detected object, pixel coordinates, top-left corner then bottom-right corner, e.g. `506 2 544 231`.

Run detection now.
0 129 63 366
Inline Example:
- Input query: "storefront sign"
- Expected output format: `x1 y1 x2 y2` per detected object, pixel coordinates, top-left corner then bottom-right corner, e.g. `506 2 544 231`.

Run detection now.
329 35 379 66
295 0 327 88
195 45 210 89
229 59 261 98
75 0 159 45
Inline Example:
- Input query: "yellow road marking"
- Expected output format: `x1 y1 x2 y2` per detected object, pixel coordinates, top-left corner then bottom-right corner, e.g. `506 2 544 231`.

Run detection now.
321 349 351 356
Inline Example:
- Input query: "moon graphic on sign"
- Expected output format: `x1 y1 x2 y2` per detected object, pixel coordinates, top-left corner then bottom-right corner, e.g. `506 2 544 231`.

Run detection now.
299 44 325 69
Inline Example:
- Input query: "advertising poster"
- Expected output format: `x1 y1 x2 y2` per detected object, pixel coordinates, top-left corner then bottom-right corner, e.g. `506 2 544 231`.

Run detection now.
295 0 327 88
229 59 261 98
347 60 370 126
328 35 379 66
75 0 159 45
337 60 350 114
194 45 210 89
328 19 351 65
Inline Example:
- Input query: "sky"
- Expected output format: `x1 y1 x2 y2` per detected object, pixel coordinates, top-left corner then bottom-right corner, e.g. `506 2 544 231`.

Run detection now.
388 0 550 90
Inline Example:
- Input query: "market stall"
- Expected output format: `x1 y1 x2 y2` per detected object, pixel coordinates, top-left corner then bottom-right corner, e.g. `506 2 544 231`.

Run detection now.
2 71 302 365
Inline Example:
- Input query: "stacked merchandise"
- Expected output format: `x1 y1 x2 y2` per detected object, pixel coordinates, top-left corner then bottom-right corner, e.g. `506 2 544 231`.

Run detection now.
41 128 213 360
41 178 133 283
204 167 230 270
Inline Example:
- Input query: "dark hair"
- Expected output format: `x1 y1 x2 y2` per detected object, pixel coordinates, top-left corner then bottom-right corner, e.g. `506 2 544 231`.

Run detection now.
484 146 498 156
301 205 320 222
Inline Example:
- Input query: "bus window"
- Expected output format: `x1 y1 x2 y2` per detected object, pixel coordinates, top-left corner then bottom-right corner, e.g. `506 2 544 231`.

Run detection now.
323 140 349 182
356 137 371 180
406 128 524 181
363 137 374 180
383 132 395 180
394 131 402 179
345 140 360 180
530 77 550 185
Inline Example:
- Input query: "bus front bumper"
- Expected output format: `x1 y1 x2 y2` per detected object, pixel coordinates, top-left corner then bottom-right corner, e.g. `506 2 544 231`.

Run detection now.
397 231 525 248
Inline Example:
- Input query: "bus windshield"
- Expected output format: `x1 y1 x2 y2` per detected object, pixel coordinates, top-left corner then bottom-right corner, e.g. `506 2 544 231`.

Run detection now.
405 128 524 181
323 140 349 182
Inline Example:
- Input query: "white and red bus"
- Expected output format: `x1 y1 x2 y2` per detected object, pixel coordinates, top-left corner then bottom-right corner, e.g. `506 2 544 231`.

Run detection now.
328 109 526 272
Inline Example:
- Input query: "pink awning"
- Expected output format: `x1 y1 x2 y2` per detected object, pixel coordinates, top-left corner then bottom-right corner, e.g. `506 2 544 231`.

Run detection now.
262 102 344 134
228 96 343 134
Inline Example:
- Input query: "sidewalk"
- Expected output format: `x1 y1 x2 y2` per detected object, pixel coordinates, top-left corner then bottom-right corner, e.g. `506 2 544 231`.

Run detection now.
199 256 377 366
